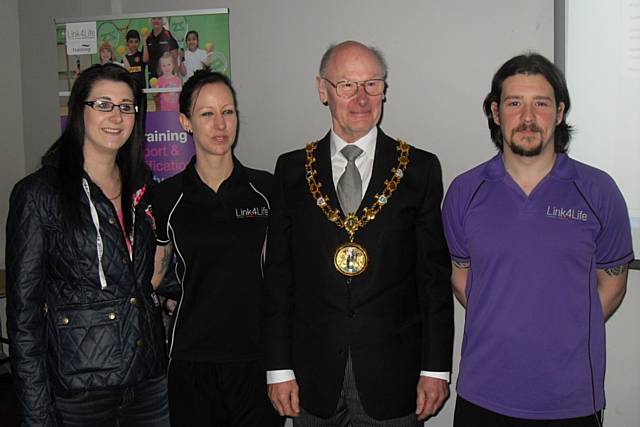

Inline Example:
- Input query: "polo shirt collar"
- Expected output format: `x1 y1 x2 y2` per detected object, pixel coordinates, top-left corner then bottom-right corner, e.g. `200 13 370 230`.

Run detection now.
548 153 578 181
224 156 249 187
481 151 577 182
183 155 248 194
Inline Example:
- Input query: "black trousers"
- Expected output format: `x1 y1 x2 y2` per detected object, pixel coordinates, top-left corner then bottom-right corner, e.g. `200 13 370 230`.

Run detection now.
453 396 602 427
54 374 170 427
168 359 284 427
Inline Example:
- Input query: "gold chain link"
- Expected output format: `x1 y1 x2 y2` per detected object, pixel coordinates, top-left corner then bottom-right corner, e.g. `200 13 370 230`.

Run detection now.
304 139 411 241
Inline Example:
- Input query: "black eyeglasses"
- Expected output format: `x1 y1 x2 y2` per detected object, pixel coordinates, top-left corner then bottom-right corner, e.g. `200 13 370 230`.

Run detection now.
322 78 386 98
84 100 138 114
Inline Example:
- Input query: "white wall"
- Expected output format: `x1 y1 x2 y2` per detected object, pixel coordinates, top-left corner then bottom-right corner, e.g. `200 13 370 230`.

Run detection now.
0 0 26 357
0 0 26 268
7 1 639 426
605 270 640 426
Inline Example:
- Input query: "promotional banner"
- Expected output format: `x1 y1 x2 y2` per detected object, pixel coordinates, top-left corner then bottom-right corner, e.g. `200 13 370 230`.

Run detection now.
56 9 230 181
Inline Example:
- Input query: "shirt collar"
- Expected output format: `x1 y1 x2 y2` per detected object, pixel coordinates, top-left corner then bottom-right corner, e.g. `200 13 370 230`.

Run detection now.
184 155 248 194
481 151 577 182
330 127 377 160
549 153 578 181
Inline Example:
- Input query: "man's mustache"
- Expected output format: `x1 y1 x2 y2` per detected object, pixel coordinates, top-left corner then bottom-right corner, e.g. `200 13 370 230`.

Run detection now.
514 123 541 133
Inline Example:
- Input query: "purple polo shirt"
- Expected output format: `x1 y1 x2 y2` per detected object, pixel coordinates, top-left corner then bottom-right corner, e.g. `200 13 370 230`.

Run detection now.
443 153 633 419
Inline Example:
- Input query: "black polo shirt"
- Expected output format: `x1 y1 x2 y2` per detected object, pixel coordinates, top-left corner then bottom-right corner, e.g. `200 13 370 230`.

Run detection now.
151 157 272 363
145 29 179 79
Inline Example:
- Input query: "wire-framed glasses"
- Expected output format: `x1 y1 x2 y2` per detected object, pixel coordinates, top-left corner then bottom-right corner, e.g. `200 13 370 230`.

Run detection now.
322 78 386 98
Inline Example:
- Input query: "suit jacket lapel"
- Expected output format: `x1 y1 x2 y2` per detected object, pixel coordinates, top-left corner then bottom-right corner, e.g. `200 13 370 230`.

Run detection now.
314 133 340 210
359 130 396 214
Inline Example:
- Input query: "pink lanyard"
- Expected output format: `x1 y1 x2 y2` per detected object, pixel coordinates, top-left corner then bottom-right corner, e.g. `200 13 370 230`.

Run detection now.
117 208 133 258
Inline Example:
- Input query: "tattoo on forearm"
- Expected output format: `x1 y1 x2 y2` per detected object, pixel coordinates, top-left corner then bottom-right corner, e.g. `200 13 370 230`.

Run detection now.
604 264 628 277
160 247 172 273
453 260 470 269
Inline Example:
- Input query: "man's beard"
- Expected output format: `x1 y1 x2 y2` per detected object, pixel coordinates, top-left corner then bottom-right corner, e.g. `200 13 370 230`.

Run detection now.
505 123 546 157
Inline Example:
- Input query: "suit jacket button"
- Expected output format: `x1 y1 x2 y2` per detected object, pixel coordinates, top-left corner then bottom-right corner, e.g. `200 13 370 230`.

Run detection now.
345 278 352 285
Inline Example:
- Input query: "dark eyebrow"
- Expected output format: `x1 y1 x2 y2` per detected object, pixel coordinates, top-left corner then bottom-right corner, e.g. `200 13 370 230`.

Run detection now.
94 96 135 103
502 95 554 102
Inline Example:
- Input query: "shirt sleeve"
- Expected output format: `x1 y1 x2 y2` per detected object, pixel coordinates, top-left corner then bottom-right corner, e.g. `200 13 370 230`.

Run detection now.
593 176 634 268
420 370 451 382
442 177 470 262
266 369 296 384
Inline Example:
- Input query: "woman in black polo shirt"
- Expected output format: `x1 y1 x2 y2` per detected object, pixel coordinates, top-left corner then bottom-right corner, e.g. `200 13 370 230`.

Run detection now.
150 71 283 426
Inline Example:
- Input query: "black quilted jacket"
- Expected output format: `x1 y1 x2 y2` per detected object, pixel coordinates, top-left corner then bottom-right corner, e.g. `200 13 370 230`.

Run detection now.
5 165 166 426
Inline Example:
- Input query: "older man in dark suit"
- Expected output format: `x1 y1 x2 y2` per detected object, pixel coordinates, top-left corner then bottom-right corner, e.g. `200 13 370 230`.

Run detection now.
263 40 453 426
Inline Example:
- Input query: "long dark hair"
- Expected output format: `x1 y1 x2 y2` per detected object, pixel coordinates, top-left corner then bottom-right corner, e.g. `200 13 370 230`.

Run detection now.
42 63 148 234
482 52 573 153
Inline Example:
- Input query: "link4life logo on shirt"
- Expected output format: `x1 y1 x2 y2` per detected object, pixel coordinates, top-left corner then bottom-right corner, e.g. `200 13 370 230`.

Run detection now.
545 205 588 222
235 206 269 219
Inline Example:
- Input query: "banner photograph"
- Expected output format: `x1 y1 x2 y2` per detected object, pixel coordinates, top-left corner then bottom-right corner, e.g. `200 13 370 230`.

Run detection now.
55 9 230 181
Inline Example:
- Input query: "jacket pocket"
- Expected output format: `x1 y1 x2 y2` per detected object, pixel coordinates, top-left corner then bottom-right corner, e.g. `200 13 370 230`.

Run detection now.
54 302 123 376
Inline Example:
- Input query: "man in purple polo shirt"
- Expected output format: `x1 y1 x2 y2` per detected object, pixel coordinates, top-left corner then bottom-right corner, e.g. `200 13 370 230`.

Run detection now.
443 53 634 426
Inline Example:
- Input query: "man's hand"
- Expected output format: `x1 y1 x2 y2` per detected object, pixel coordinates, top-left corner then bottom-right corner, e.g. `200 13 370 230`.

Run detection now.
268 380 300 417
415 376 449 421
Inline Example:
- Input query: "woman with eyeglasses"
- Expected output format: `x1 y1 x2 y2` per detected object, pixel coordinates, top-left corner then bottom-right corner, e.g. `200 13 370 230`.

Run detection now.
6 63 169 426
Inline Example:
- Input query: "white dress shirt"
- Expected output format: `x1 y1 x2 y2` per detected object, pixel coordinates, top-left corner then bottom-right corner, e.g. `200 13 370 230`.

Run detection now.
330 127 377 196
267 127 450 384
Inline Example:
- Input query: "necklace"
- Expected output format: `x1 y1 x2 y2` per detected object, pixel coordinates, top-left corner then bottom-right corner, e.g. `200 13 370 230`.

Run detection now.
305 139 410 276
85 167 121 202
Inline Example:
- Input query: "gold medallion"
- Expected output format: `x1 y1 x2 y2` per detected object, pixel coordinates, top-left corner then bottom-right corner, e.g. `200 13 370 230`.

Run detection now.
334 242 368 276
305 139 411 277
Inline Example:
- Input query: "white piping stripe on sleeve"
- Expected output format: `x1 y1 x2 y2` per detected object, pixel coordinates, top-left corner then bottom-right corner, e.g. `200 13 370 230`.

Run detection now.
165 193 188 358
165 193 184 250
249 181 270 278
249 182 270 209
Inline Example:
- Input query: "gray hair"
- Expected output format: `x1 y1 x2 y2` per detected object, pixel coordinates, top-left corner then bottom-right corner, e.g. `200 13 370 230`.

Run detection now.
318 42 388 78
